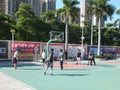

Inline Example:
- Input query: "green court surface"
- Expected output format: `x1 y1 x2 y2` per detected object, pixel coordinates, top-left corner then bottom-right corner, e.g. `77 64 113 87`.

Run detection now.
1 59 120 90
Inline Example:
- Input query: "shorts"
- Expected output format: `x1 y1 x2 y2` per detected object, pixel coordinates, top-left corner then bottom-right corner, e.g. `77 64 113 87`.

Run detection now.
47 62 53 67
13 57 17 64
42 58 45 63
77 57 81 61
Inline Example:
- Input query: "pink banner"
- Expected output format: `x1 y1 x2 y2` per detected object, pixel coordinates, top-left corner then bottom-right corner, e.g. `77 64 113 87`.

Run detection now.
11 41 40 60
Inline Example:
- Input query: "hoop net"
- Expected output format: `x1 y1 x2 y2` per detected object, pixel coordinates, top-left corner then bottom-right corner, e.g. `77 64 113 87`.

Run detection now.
56 38 61 42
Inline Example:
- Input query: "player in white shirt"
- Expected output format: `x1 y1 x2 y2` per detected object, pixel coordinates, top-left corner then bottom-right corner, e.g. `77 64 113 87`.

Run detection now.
41 49 46 67
13 49 20 70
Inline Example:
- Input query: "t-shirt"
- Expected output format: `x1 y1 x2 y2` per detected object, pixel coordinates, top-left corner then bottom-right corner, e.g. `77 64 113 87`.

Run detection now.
77 52 81 57
14 51 18 57
49 52 54 62
42 52 46 59
13 51 19 59
58 52 64 61
88 53 94 59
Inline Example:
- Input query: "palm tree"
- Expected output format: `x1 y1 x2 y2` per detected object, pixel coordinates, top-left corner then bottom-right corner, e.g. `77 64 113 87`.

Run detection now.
91 0 115 55
114 9 120 29
60 0 79 57
40 10 55 22
87 0 96 46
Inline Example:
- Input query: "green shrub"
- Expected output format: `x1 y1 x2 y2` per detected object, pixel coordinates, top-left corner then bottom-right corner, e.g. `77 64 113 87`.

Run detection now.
95 55 105 58
95 54 113 60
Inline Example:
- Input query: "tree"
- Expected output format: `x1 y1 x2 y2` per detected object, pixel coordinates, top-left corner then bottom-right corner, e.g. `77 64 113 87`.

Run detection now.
15 2 36 41
114 9 120 29
40 10 55 22
61 0 79 55
87 0 96 45
91 0 115 55
0 8 14 40
102 25 120 46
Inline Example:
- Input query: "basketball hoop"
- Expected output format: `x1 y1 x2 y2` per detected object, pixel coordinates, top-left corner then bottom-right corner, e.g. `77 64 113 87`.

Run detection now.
49 31 64 42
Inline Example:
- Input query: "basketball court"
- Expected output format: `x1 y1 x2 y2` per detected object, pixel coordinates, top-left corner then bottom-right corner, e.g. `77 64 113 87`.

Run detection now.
0 59 120 90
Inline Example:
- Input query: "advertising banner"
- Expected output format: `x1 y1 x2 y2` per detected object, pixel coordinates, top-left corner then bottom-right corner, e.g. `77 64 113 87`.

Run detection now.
10 41 40 60
42 43 64 57
0 41 8 59
87 45 118 55
42 43 86 59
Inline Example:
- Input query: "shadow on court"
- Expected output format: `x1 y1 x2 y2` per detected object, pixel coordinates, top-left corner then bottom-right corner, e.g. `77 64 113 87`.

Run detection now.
96 64 115 67
63 68 91 71
52 73 90 76
18 68 42 70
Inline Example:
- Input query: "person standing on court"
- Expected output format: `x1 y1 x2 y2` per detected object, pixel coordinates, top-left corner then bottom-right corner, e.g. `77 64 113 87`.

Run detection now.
57 49 64 70
88 50 91 65
41 49 46 67
90 51 96 65
76 49 81 65
44 48 54 75
13 49 20 70
89 51 96 66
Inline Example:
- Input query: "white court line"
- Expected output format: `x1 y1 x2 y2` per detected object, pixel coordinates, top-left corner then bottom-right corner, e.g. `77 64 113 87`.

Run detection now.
87 65 120 72
118 66 120 68
0 72 37 90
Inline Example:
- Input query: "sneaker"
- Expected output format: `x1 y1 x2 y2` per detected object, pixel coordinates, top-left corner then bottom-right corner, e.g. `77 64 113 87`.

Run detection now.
44 72 46 75
50 73 53 75
76 63 78 65
65 62 67 64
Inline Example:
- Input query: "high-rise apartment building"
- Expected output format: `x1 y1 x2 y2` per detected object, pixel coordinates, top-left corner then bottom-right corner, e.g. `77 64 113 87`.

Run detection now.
80 0 90 27
0 0 3 10
47 0 56 11
1 0 40 16
40 0 56 13
0 0 4 13
0 0 56 17
40 0 45 14
80 0 104 27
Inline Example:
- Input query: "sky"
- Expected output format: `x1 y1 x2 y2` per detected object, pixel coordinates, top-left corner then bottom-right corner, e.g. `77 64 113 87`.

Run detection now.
56 0 120 23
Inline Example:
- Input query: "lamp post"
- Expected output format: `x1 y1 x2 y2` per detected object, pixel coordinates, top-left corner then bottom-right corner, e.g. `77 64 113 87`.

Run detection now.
81 18 84 46
80 15 85 60
45 0 48 22
10 30 15 61
81 36 84 46
45 0 48 11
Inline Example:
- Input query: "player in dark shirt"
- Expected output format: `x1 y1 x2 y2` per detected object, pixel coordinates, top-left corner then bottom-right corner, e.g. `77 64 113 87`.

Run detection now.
76 49 81 64
44 48 54 75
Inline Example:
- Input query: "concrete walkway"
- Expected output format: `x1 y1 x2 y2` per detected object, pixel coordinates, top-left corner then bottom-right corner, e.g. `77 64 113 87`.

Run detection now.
0 72 34 90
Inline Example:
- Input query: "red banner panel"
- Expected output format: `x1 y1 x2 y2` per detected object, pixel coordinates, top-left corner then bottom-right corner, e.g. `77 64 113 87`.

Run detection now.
10 41 40 60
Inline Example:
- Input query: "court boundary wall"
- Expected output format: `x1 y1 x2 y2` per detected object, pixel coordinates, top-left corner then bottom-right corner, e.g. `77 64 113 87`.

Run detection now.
0 40 120 61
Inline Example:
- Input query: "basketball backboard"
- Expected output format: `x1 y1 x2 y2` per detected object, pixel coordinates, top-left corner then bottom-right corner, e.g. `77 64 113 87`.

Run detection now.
49 31 64 42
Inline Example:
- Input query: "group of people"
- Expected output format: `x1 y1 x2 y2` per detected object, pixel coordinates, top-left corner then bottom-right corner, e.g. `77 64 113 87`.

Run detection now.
12 48 96 74
43 48 64 75
42 49 81 75
75 50 96 66
88 50 96 66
